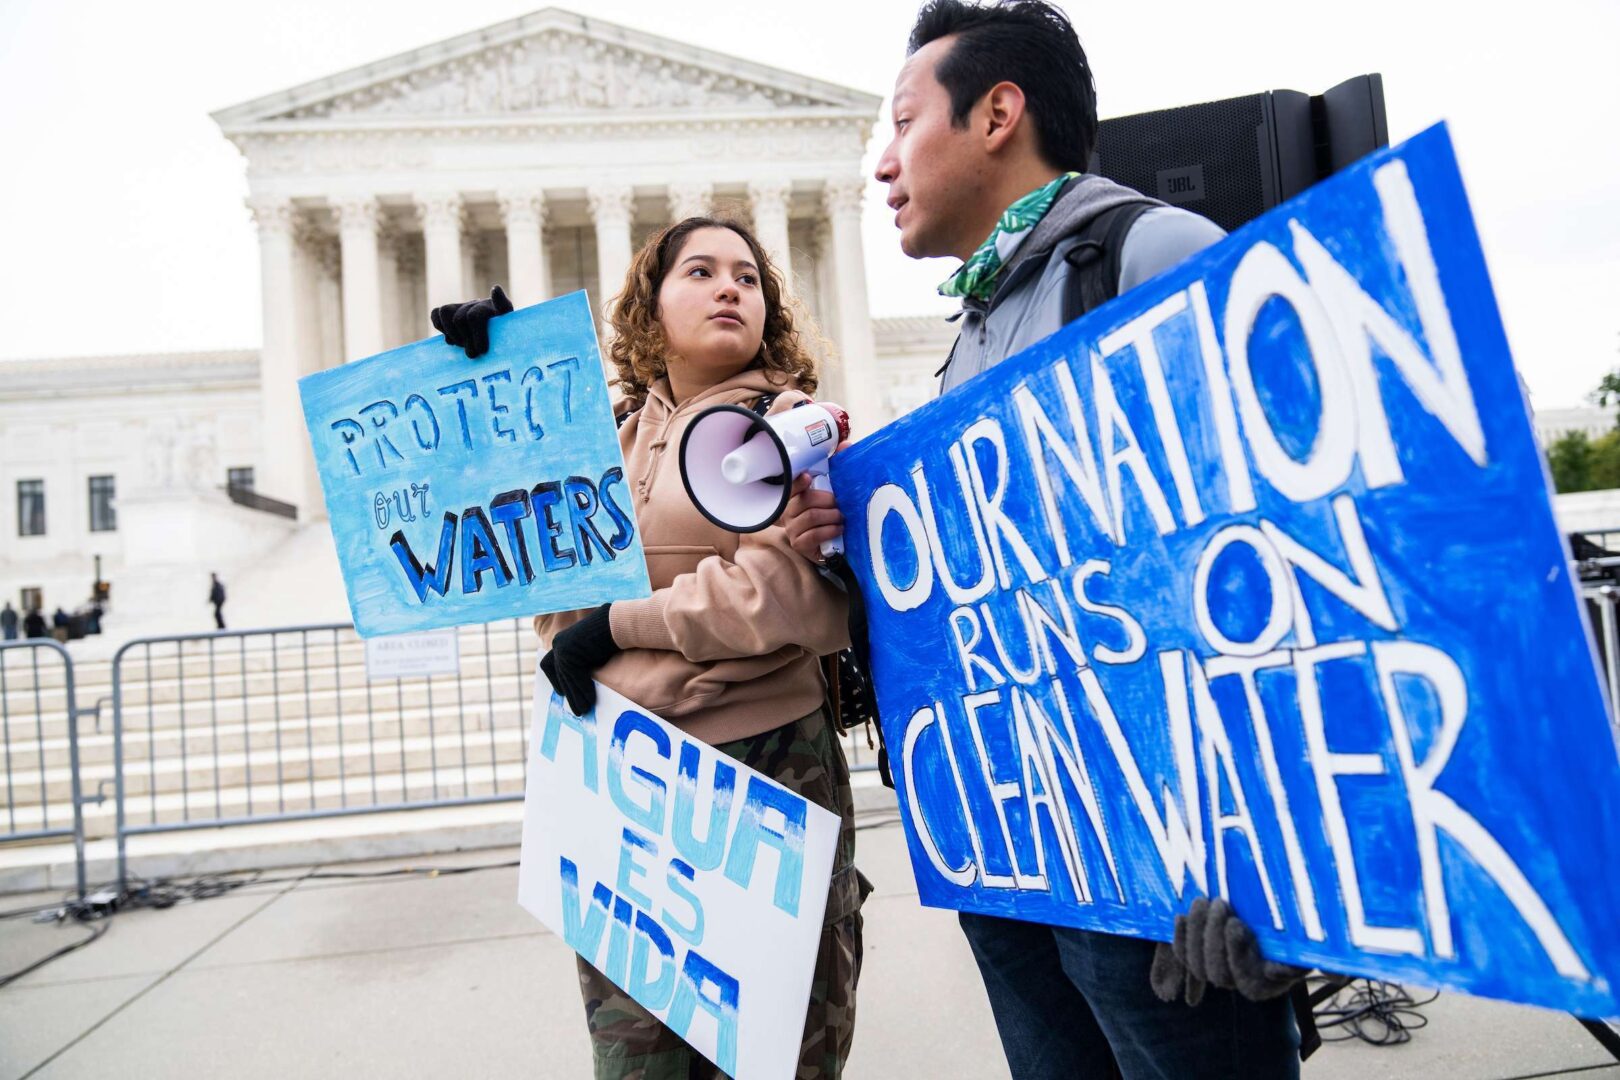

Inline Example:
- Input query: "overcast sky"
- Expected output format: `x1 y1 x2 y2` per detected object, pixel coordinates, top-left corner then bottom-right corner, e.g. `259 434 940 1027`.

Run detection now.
1 0 1616 407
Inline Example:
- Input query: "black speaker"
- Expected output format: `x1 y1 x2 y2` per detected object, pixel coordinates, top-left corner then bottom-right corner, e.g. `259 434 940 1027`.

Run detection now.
1091 75 1388 234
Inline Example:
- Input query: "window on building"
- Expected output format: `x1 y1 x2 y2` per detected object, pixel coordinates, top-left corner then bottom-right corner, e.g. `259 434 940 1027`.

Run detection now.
88 475 117 532
227 467 255 492
20 587 42 613
17 480 44 536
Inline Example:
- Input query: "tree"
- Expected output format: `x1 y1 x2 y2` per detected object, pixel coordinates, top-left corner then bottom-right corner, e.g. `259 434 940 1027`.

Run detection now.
1591 368 1620 412
1550 431 1596 493
1592 430 1620 490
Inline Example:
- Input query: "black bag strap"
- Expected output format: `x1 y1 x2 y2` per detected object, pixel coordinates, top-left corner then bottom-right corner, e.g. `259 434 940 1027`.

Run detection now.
1061 201 1155 324
1293 981 1322 1060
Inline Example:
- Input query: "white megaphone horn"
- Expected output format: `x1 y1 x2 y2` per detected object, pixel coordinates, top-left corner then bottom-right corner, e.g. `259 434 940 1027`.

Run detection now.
678 400 851 557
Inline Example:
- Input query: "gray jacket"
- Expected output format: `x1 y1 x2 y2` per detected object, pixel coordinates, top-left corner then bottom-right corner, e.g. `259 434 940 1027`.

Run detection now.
939 175 1227 395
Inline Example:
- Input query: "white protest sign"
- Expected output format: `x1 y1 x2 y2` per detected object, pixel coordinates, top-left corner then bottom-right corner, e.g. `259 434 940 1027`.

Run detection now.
518 678 839 1080
363 629 460 681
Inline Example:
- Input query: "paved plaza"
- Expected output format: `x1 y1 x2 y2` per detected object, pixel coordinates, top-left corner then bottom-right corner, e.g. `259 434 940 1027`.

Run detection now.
2 814 1617 1080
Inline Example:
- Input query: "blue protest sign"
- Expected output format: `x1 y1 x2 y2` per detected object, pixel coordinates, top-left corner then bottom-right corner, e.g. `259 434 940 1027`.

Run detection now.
299 291 650 637
830 123 1620 1017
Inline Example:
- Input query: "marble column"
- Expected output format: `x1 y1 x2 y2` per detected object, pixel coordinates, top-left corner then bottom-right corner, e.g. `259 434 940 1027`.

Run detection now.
748 180 794 286
462 230 483 299
812 216 845 403
247 195 306 511
415 193 465 308
395 241 425 344
335 196 383 361
667 181 713 223
377 223 400 351
823 178 883 436
588 184 636 323
499 190 548 305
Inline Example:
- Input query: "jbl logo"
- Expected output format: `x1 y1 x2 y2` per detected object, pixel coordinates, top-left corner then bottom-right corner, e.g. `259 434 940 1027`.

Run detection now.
1156 164 1206 204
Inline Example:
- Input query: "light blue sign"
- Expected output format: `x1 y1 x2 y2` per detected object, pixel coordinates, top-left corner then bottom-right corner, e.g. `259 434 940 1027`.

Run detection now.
830 124 1620 1017
299 291 650 637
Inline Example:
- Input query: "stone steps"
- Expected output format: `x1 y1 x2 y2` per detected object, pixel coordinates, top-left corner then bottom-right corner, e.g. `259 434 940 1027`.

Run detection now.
8 757 530 838
0 626 534 714
7 722 532 806
6 693 533 768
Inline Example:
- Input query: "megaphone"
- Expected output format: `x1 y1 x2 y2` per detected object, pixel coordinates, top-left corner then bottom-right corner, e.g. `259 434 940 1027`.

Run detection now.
678 400 851 556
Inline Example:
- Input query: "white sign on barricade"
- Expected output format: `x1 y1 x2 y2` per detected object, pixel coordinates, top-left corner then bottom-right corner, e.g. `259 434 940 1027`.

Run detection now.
518 678 838 1080
363 629 460 681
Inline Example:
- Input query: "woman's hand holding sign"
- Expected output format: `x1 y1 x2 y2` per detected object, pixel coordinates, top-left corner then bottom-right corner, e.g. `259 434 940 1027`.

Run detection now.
430 285 514 358
783 472 845 565
540 604 621 715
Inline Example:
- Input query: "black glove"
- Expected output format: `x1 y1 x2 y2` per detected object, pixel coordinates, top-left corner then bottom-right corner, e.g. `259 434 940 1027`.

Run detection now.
430 285 513 358
539 605 620 716
1150 896 1309 1006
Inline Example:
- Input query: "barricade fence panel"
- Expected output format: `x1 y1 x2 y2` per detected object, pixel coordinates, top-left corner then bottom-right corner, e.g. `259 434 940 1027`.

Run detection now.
7 617 884 897
1582 585 1620 721
112 621 538 887
0 638 87 899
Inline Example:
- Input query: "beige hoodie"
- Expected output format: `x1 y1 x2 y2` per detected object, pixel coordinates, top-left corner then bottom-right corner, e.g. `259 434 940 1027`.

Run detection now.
535 366 849 744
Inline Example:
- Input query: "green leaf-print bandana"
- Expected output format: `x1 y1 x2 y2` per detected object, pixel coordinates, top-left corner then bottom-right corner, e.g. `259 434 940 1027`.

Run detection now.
939 172 1080 302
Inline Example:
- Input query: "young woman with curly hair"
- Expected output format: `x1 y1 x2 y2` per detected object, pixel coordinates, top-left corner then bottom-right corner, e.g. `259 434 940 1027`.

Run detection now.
432 216 867 1080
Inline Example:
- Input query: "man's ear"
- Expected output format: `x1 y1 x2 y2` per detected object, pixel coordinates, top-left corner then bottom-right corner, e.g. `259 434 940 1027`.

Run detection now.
981 81 1029 154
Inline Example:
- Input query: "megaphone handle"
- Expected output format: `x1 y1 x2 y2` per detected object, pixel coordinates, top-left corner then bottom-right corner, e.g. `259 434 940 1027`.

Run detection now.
807 460 845 558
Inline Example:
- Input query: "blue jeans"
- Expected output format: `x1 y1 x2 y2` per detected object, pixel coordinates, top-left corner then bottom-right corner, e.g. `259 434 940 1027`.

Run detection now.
959 911 1299 1080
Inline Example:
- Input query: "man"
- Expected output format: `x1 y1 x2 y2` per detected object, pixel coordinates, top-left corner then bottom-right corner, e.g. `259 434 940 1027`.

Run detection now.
209 573 226 630
784 2 1304 1076
23 606 47 640
0 601 16 641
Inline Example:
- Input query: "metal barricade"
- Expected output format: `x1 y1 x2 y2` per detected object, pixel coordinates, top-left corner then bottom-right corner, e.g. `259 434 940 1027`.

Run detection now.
0 638 88 899
111 621 536 889
1581 584 1620 720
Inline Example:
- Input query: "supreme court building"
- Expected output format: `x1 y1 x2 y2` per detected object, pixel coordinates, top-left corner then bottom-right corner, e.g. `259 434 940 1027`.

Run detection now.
221 7 921 516
0 9 954 627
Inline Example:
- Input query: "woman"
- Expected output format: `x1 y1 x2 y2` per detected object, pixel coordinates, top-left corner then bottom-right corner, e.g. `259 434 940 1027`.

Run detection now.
434 217 866 1079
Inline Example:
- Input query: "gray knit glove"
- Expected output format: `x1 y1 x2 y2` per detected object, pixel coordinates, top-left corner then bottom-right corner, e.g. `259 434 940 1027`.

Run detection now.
1150 897 1309 1005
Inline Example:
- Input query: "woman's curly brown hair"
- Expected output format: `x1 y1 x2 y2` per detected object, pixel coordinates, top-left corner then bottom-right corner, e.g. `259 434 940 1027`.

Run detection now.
607 216 819 408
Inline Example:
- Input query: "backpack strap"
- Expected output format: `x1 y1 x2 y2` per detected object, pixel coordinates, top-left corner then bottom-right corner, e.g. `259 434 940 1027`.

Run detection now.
1060 201 1155 325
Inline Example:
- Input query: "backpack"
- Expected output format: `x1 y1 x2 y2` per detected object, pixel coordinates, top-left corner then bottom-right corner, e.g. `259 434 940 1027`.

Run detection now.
1059 200 1155 324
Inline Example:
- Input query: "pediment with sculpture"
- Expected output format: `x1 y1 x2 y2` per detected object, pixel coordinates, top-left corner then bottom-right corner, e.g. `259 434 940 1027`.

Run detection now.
249 22 872 124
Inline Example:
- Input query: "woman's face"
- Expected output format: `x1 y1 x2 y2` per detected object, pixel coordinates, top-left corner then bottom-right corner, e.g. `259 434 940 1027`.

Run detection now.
655 226 768 387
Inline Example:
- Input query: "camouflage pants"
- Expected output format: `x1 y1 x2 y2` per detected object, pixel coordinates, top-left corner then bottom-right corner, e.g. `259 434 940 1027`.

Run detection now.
577 706 868 1080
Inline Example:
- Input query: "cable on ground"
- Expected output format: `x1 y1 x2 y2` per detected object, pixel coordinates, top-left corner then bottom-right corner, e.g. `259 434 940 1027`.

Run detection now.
1310 976 1439 1046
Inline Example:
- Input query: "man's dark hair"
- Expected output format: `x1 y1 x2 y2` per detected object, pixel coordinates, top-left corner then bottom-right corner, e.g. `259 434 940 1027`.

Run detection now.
908 0 1097 173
